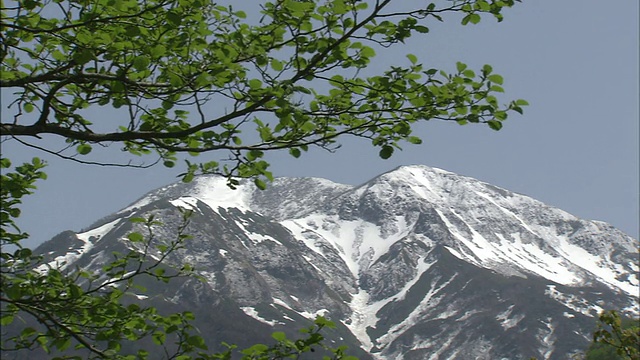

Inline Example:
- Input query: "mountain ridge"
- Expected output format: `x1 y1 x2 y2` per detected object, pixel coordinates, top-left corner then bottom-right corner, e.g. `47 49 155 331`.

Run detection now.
31 164 639 359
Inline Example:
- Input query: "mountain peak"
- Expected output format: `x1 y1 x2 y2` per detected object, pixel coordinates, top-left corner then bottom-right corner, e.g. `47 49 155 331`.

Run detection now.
37 164 639 360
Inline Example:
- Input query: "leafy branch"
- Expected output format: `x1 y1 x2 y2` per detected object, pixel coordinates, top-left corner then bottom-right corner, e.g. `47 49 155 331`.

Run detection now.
1 0 524 184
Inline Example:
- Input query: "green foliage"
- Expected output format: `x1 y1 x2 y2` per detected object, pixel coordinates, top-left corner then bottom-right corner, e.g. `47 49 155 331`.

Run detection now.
2 173 199 357
530 310 640 360
1 157 47 247
1 163 353 358
588 310 640 360
2 0 526 358
224 316 355 360
1 0 524 185
585 345 625 360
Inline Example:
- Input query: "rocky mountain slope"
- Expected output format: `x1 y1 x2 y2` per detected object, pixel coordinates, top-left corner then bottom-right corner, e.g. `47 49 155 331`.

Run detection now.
33 165 639 359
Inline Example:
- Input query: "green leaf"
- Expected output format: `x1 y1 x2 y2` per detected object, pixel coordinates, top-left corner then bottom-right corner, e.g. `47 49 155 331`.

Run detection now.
168 73 184 87
271 59 284 71
248 79 262 89
51 50 66 61
477 1 491 11
68 284 81 298
154 268 166 277
272 331 287 342
3 284 22 300
456 62 467 72
515 99 529 106
407 136 422 144
414 25 429 33
195 72 212 88
487 120 503 131
314 315 335 328
125 26 141 37
162 100 174 110
406 54 418 64
150 45 166 58
488 74 504 85
300 122 315 133
54 337 71 351
166 11 181 26
289 148 301 158
494 110 508 120
152 331 166 345
360 46 375 58
379 145 394 159
425 68 438 76
182 172 194 183
133 56 150 71
23 103 34 113
15 248 32 259
72 49 93 65
77 144 92 155
127 232 144 243
246 149 263 161
1 314 14 326
243 343 269 354
254 178 267 190
284 0 313 13
187 335 207 349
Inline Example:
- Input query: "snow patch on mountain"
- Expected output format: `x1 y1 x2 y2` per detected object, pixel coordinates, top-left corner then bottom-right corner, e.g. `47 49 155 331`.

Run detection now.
190 176 252 211
77 218 121 243
282 214 414 277
537 318 557 360
545 285 603 317
272 298 329 321
496 305 525 330
346 254 438 349
38 218 121 271
376 272 458 349
235 218 282 245
432 202 637 297
551 236 639 295
169 197 200 212
120 176 254 215
241 307 283 326
345 290 376 350
420 329 463 360
282 220 328 259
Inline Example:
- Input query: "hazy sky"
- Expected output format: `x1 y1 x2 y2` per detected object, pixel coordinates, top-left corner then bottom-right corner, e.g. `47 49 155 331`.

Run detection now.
2 0 638 249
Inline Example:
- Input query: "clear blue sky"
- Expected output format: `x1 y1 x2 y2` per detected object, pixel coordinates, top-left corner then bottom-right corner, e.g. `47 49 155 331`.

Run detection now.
2 0 638 248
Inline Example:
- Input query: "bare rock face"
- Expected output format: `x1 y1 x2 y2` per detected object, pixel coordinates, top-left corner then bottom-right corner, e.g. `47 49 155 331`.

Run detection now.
31 165 638 359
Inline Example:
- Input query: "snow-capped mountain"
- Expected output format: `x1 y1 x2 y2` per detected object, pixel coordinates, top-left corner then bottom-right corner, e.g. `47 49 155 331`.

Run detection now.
34 165 639 359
